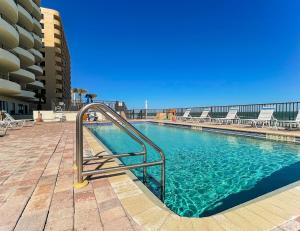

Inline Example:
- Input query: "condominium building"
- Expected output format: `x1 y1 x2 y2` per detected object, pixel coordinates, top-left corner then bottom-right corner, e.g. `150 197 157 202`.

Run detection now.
0 0 44 115
38 7 71 110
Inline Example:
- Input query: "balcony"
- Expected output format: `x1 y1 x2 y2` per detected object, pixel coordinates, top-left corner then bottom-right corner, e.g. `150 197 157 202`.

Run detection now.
16 25 34 49
0 78 21 95
32 18 42 36
54 28 61 36
31 1 41 20
0 48 20 72
56 75 62 81
18 0 33 13
32 33 42 49
14 89 36 100
17 4 33 31
10 68 35 83
55 56 62 63
27 80 44 89
55 47 61 54
11 47 35 68
54 18 61 27
29 48 43 62
56 92 63 98
55 66 62 71
0 17 19 49
27 64 43 75
56 83 62 89
31 97 39 102
0 0 18 24
54 38 61 45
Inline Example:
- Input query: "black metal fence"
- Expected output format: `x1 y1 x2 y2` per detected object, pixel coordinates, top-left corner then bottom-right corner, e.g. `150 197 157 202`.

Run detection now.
126 102 300 120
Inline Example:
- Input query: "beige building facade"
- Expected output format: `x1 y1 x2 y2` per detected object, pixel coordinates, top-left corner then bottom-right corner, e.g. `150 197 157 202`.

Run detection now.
38 7 71 110
0 0 44 115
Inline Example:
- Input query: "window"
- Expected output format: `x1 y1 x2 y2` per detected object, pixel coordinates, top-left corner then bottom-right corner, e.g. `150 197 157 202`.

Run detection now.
18 104 24 115
11 103 15 115
0 101 8 111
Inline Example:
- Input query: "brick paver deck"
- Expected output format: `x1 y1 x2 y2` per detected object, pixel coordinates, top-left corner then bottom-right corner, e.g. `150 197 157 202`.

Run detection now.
0 122 299 231
0 123 139 231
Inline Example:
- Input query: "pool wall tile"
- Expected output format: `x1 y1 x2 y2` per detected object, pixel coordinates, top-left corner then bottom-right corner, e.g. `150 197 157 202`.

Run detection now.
266 134 296 143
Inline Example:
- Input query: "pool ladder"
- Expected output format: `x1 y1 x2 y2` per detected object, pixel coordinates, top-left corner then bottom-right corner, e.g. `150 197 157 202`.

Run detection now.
75 103 166 201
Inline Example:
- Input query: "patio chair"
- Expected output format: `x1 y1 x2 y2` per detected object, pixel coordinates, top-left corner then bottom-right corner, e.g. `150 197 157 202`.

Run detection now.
0 121 8 137
212 108 240 125
242 108 278 129
3 118 25 129
191 109 211 123
54 106 66 122
2 111 34 127
177 109 192 121
279 110 300 130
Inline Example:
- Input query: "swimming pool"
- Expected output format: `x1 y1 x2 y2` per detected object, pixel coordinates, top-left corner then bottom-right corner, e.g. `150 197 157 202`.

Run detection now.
89 122 300 217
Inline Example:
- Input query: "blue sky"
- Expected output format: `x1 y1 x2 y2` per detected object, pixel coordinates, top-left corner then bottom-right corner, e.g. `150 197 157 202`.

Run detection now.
42 0 300 108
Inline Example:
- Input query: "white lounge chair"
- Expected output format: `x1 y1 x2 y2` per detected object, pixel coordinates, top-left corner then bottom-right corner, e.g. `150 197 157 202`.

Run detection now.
242 108 278 129
3 118 25 129
191 109 211 123
54 106 66 122
2 111 34 128
0 121 8 137
212 108 240 124
177 109 192 121
279 110 300 130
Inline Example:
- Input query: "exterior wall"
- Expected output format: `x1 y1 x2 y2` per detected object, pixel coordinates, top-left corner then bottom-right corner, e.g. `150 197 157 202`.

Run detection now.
33 111 106 122
39 8 71 110
0 95 30 115
0 0 44 115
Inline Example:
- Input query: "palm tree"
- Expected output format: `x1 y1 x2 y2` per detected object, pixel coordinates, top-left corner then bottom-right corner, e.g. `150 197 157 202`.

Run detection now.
85 93 91 103
90 93 97 103
77 88 87 104
85 93 97 103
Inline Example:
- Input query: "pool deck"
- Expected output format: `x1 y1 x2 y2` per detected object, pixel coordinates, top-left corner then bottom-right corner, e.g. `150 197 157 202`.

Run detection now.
150 119 300 138
0 122 300 230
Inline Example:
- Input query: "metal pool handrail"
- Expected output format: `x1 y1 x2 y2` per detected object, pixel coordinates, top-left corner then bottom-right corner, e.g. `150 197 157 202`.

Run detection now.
75 103 166 201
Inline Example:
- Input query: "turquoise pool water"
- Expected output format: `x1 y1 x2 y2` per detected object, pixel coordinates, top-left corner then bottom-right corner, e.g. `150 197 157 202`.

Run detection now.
89 122 300 217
